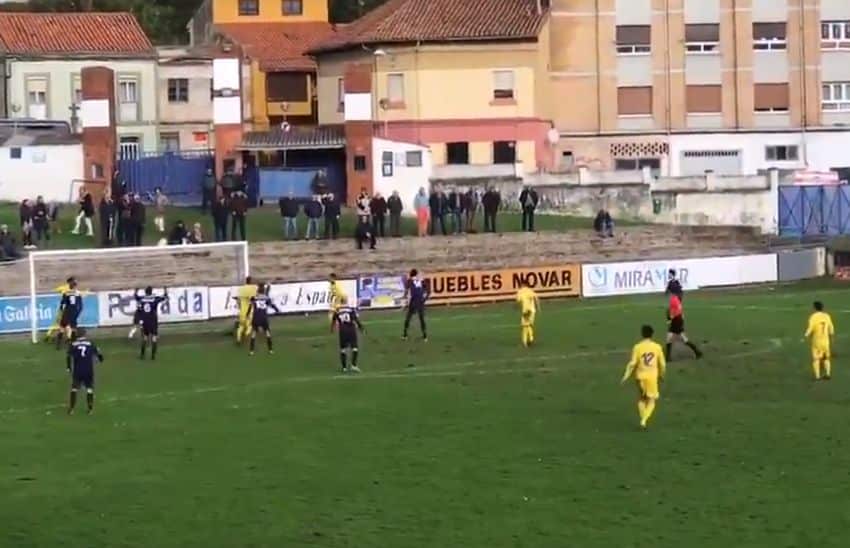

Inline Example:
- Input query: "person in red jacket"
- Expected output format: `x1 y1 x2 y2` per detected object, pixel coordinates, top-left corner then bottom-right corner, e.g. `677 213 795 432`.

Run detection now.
666 294 702 361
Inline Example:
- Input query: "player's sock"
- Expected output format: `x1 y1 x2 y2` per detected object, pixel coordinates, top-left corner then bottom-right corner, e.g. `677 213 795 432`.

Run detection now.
637 400 646 425
68 390 77 413
140 340 147 359
249 336 256 354
644 399 657 425
86 392 94 413
528 326 535 345
812 360 821 379
824 359 832 378
266 336 273 352
352 348 359 366
340 350 348 370
128 326 137 339
151 341 158 361
665 343 672 360
685 341 702 358
55 332 63 350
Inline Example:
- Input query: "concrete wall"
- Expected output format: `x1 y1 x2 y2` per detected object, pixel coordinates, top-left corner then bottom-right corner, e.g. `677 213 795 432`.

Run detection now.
0 144 83 202
211 0 328 23
8 59 158 152
371 137 432 216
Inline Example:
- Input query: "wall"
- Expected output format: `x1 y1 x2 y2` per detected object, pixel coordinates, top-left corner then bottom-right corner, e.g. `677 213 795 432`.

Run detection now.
0 144 83 202
371 137 432 215
212 0 328 23
157 62 213 124
8 59 158 152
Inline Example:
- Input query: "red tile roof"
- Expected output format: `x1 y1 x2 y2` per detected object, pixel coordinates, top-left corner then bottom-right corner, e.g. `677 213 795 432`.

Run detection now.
216 22 337 72
0 12 154 57
311 0 548 54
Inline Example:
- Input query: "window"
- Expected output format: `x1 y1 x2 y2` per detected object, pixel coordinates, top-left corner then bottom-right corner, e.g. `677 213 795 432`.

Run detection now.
765 145 799 161
25 77 47 119
266 72 308 102
616 25 651 55
354 155 367 171
492 70 515 101
10 147 21 160
387 73 404 105
823 82 850 111
119 136 140 159
118 79 139 122
337 78 345 112
239 0 259 16
406 151 423 167
753 23 786 50
282 0 303 15
686 85 722 113
446 142 469 165
159 133 180 152
493 141 516 164
685 24 719 53
617 86 652 116
754 83 789 112
615 158 661 173
381 151 393 177
167 78 189 103
822 21 850 50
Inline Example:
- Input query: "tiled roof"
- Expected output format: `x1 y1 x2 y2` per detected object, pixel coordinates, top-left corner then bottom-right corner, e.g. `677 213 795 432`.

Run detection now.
0 12 154 57
216 22 336 72
311 0 547 54
238 125 345 151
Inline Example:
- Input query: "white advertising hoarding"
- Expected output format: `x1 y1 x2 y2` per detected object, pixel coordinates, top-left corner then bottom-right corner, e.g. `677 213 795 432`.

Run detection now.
582 254 778 297
98 287 210 326
209 280 358 318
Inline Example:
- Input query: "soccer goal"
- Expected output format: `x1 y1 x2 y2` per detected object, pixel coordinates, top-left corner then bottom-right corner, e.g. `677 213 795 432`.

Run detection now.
27 241 250 343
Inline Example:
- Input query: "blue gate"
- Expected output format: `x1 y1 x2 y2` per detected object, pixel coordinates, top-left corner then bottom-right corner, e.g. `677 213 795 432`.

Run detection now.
117 151 213 206
779 185 850 236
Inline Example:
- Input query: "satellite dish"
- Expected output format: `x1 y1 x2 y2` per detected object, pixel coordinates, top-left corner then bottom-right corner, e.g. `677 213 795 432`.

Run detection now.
379 98 389 110
547 128 559 145
280 122 291 133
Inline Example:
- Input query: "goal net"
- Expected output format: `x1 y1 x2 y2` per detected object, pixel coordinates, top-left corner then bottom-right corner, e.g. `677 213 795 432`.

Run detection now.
26 241 249 343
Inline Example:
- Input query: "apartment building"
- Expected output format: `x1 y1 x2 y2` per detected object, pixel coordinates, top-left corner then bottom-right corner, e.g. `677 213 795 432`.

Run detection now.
549 0 850 178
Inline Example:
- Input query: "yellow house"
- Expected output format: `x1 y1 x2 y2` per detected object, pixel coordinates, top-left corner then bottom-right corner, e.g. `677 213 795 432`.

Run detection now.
310 0 555 174
189 0 335 128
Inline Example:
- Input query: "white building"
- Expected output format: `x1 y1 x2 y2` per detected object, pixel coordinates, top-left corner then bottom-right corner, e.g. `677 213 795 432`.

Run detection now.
0 12 158 156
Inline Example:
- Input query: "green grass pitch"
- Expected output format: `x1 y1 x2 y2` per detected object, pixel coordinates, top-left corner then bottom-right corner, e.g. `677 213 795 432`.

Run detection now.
2 280 850 548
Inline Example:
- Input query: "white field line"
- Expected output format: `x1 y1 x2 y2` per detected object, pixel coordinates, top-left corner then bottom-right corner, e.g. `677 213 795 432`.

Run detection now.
0 338 785 416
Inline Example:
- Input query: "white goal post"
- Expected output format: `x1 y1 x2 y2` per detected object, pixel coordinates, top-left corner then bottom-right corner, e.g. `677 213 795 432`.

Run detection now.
27 241 250 343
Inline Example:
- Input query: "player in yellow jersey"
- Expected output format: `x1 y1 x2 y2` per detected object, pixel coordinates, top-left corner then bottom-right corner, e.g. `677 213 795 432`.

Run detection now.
515 281 540 347
621 325 667 429
44 277 74 342
804 301 835 380
233 276 257 344
328 273 347 321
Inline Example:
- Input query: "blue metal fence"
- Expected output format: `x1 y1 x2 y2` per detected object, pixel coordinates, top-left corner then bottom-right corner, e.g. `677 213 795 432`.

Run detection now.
778 185 850 236
117 151 213 205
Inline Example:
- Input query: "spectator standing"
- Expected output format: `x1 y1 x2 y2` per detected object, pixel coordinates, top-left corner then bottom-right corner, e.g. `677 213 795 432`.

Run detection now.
594 208 614 238
167 220 188 245
117 195 131 245
48 201 61 236
355 217 376 250
153 187 169 233
0 224 21 261
230 190 248 241
519 186 540 232
212 196 229 242
370 192 388 237
429 188 447 236
72 190 95 237
220 169 237 198
129 194 146 246
304 195 323 240
32 196 50 248
465 187 482 230
356 188 371 224
447 188 463 234
387 190 403 237
99 194 116 247
413 187 429 237
111 168 127 204
322 193 341 239
19 199 34 249
279 192 300 240
201 168 217 213
482 187 501 233
189 222 204 244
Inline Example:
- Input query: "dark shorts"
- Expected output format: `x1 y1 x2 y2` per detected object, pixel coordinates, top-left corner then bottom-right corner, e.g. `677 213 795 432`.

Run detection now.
252 317 270 331
142 321 159 337
72 371 94 390
60 313 79 329
339 329 358 349
133 310 143 324
669 316 685 335
407 302 425 314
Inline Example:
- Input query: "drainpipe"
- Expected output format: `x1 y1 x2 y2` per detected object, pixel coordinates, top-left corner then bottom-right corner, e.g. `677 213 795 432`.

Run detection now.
595 0 601 132
732 0 739 129
799 0 809 166
665 0 672 133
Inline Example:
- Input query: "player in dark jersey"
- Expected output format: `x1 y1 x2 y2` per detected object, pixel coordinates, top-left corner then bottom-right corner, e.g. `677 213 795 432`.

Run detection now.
332 305 365 373
56 278 84 350
66 328 104 415
666 269 684 301
134 286 169 360
248 283 281 356
402 269 429 341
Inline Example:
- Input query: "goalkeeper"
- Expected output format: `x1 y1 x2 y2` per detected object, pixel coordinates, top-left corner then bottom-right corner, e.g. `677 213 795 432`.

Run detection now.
45 277 76 342
233 276 257 344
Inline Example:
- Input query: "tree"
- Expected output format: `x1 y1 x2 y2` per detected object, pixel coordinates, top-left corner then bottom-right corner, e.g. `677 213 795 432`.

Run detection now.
330 0 389 23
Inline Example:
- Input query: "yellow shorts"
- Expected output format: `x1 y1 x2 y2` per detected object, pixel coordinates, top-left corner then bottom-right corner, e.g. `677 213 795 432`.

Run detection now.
239 309 251 326
521 310 536 327
637 377 659 400
812 344 831 361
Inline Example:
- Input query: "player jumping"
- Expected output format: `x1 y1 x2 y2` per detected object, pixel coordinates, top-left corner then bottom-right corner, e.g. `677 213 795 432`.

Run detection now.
402 269 429 341
329 273 346 323
66 328 104 415
332 304 365 373
135 286 169 360
234 276 256 344
805 301 835 380
516 281 540 347
45 277 75 342
248 283 281 356
666 293 702 361
622 325 666 429
56 279 84 350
